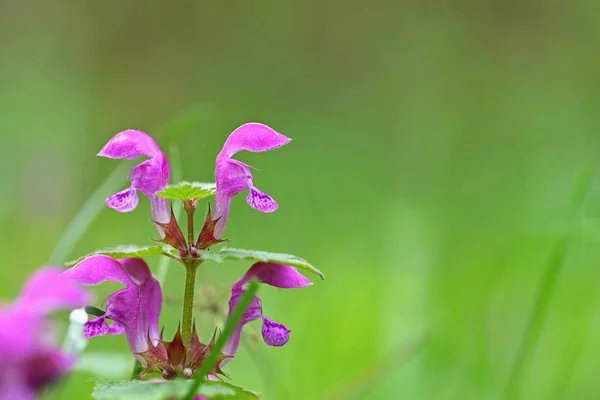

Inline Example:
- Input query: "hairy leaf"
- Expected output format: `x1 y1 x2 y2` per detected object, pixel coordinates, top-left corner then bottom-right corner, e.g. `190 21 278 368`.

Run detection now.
200 247 324 279
92 379 259 400
65 245 167 266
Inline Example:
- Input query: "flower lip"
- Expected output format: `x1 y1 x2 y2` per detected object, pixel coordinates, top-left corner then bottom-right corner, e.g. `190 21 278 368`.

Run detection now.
262 317 291 347
105 187 139 213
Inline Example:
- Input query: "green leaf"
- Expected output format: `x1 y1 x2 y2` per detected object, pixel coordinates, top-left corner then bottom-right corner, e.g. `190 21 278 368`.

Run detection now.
65 245 167 266
200 248 324 279
92 379 259 400
157 181 217 201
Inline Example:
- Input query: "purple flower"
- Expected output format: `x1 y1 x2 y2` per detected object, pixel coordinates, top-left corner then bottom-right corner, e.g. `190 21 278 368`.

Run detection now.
63 255 162 359
0 267 90 400
222 262 311 362
213 123 291 238
98 130 170 236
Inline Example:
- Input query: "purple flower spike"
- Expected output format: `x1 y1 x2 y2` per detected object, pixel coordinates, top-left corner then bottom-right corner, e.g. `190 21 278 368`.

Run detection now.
213 123 291 238
63 255 162 358
98 130 171 235
0 268 89 399
222 262 311 363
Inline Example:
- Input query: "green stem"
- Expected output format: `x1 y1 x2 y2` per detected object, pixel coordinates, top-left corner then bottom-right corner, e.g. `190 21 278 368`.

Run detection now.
502 162 595 399
181 263 198 345
183 280 260 400
184 199 195 250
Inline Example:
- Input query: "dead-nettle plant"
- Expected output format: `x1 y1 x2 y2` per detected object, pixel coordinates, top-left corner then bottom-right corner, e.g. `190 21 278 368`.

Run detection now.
0 123 323 400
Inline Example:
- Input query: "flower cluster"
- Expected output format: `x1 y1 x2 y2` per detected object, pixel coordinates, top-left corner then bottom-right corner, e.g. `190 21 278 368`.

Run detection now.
2 122 318 399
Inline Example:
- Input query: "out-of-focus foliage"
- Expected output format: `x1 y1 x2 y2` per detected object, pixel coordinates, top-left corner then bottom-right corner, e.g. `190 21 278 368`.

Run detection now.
1 0 600 399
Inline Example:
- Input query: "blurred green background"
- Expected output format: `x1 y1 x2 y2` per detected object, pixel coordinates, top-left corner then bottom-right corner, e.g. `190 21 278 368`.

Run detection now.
2 1 600 399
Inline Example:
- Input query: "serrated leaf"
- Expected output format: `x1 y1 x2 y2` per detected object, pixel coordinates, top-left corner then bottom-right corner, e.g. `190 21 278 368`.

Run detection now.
200 248 324 279
196 250 224 263
157 181 217 201
92 379 259 400
65 245 166 266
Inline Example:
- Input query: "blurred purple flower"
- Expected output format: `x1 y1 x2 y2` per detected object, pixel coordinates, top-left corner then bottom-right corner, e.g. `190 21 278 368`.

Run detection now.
98 130 170 236
0 267 90 400
213 123 291 238
63 255 162 361
222 262 311 363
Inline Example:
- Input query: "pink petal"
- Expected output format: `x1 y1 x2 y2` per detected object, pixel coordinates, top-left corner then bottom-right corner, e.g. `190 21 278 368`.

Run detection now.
26 350 75 391
106 188 139 213
84 316 110 338
222 294 262 361
237 263 312 289
18 267 90 314
0 268 87 398
246 187 278 212
63 255 135 288
108 322 125 335
130 159 168 198
220 123 291 159
98 130 163 160
261 317 291 347
118 258 152 283
213 160 252 238
119 258 163 346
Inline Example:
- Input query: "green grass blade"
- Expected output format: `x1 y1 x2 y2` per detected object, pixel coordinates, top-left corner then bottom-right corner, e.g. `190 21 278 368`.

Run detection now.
183 280 260 400
503 162 595 399
49 162 129 265
321 333 427 400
